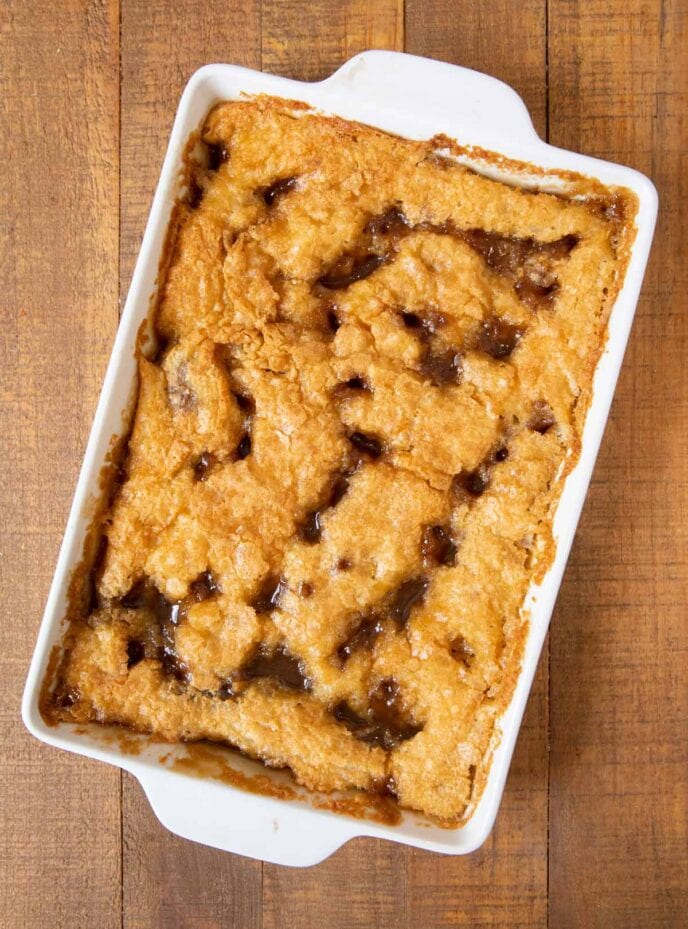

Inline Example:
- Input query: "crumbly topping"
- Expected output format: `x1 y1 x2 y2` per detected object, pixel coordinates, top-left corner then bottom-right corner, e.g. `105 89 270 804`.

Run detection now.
44 97 636 823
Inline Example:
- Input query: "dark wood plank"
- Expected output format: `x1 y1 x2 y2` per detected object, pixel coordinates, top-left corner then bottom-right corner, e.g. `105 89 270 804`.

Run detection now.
263 836 409 929
122 774 261 929
120 0 260 294
261 0 404 81
119 3 263 927
403 3 550 927
0 1 122 927
404 0 547 141
259 2 407 926
548 2 688 926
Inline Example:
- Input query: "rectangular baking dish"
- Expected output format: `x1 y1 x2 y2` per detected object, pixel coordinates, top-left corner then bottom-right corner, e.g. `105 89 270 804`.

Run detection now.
22 50 657 866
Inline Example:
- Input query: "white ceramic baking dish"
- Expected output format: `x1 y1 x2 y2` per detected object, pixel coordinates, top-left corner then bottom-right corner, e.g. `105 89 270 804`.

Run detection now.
23 50 657 866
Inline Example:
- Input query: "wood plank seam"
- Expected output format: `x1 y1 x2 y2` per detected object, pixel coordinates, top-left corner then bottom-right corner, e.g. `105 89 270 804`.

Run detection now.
118 1 125 927
545 9 551 929
543 0 552 929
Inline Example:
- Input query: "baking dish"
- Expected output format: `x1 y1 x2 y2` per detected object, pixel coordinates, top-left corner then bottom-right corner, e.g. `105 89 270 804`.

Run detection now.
22 50 657 866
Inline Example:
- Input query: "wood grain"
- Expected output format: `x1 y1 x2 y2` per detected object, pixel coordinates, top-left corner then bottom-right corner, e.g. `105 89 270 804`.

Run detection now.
122 778 261 929
404 0 548 140
119 0 261 295
259 4 407 927
548 1 688 926
2 1 686 926
119 3 263 927
0 1 121 927
261 0 403 81
403 3 550 927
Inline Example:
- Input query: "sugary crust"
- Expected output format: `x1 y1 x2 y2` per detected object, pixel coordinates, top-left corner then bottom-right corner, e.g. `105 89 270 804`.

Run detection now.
43 96 637 824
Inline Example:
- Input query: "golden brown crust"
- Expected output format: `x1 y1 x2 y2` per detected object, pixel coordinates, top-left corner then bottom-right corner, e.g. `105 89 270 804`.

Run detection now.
43 96 637 825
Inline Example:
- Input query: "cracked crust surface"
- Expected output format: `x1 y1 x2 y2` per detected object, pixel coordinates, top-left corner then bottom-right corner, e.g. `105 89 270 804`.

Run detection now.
44 97 637 824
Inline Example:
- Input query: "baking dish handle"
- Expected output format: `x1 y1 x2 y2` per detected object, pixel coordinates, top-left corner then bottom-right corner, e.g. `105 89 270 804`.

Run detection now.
133 764 363 867
320 50 539 146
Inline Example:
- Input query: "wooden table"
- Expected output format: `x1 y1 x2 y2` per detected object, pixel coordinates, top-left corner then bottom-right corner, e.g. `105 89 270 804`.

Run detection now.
2 1 686 926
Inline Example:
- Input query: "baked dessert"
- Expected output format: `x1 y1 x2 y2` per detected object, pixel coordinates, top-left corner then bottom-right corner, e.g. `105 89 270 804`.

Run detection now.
43 97 636 823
